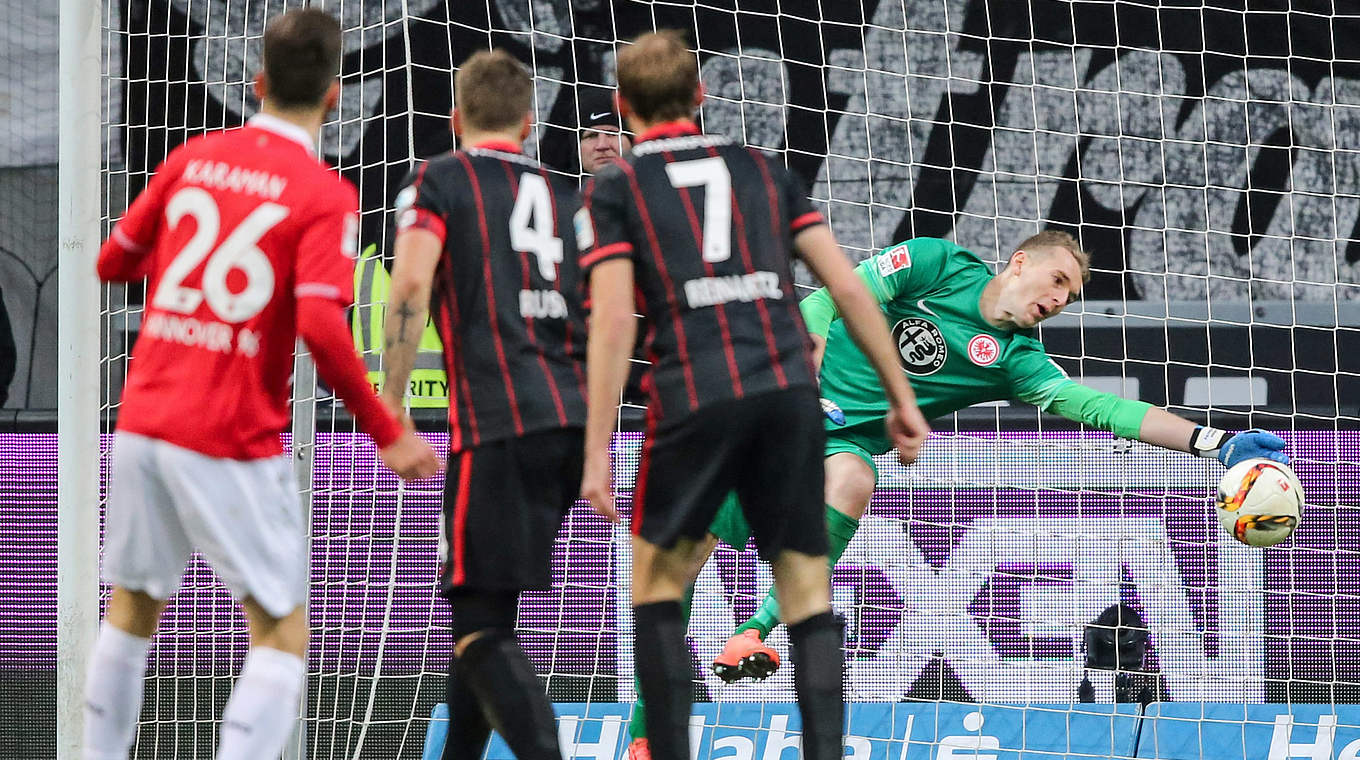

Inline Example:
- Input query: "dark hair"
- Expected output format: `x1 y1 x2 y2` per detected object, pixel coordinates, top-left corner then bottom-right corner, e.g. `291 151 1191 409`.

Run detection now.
262 9 343 109
455 50 534 132
616 31 699 123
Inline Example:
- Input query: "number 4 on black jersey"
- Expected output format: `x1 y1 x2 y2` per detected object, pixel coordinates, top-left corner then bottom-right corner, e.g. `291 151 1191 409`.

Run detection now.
395 141 588 452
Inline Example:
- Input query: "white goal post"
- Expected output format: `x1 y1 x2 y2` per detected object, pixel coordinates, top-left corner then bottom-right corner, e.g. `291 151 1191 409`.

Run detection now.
56 0 103 756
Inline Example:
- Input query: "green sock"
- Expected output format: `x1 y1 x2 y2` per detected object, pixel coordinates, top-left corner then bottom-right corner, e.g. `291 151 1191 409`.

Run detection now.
734 505 860 639
629 585 694 740
825 505 861 567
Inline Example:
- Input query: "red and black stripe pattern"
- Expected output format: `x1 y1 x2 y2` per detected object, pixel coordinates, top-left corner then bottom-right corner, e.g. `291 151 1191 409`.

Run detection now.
396 143 587 451
580 122 820 423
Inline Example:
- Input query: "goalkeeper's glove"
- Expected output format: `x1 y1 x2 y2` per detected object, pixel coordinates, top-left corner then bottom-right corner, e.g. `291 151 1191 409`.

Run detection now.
820 397 847 426
1189 426 1289 468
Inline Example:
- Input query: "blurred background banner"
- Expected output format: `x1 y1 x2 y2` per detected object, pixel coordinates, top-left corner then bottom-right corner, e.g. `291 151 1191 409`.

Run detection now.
110 0 1360 301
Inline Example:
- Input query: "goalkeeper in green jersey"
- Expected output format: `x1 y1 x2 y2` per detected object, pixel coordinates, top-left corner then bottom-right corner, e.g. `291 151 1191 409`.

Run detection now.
622 230 1288 759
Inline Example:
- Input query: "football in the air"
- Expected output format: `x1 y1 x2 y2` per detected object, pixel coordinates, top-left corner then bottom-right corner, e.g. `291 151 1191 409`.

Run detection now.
1215 458 1304 547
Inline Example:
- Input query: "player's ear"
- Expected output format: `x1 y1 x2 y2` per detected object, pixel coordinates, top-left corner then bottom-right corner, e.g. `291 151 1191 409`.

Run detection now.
693 82 706 110
1009 249 1027 275
519 112 532 141
616 95 642 135
451 109 463 138
252 72 268 104
322 80 341 113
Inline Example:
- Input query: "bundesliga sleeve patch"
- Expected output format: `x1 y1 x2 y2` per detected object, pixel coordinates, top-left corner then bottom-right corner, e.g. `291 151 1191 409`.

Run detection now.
574 207 595 251
395 185 417 214
876 245 911 276
397 207 446 243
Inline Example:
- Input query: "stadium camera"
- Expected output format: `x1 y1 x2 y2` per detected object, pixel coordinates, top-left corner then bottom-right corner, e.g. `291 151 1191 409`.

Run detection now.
1077 603 1167 705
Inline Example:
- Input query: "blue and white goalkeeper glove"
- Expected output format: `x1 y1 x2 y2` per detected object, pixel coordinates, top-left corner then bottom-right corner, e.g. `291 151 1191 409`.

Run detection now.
820 397 846 426
1190 426 1289 468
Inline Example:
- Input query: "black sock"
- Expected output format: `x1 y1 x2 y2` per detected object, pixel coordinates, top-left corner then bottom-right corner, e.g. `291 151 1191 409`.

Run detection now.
632 601 693 760
455 631 560 760
442 653 491 760
789 612 845 760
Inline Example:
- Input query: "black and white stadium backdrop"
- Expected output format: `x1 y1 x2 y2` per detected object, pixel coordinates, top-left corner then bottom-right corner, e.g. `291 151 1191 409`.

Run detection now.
113 0 1360 417
118 0 1360 298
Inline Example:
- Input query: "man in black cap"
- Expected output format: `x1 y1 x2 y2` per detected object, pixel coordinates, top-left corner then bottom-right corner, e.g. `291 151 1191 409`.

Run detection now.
577 86 645 409
577 87 631 175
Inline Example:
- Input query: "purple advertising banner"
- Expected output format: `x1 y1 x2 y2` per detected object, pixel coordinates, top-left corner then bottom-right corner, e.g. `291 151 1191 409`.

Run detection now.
2 431 1356 703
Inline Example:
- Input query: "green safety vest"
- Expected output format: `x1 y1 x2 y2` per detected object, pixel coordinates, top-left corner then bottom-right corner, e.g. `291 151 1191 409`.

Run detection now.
351 244 450 408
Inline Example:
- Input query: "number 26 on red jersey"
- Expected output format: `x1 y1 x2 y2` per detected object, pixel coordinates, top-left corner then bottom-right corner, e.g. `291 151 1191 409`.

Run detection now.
153 187 287 323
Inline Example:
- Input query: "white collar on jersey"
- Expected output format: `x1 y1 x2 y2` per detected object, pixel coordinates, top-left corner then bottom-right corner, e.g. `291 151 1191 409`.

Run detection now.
247 112 317 155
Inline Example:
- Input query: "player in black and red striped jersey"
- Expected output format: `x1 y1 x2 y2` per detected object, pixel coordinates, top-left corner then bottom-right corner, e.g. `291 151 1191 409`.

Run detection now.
578 31 931 760
381 50 586 760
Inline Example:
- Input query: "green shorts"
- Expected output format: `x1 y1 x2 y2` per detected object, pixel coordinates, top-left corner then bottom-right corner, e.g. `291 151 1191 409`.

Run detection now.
705 421 889 549
821 418 889 480
709 491 751 549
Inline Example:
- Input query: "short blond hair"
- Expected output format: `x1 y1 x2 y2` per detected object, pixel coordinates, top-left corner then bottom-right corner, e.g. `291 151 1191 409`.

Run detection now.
616 31 699 123
455 50 533 132
1016 229 1090 283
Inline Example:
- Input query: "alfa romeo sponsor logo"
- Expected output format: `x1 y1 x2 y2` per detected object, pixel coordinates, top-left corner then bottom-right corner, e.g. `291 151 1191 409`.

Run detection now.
892 318 947 375
967 334 1001 366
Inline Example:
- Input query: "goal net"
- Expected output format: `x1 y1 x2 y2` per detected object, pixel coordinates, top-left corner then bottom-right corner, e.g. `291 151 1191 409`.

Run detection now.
82 0 1360 758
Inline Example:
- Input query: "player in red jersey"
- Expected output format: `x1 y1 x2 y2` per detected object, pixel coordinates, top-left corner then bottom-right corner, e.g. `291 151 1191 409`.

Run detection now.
83 10 440 760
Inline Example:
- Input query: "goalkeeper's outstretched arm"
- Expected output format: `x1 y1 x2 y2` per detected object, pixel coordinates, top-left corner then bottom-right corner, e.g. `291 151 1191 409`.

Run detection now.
1037 380 1289 468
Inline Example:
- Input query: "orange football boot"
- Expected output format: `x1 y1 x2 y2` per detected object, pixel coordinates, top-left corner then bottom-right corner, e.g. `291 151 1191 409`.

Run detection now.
711 629 780 683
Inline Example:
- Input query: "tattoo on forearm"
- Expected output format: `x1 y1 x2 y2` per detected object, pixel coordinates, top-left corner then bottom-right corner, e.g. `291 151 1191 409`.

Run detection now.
382 297 427 398
394 302 418 345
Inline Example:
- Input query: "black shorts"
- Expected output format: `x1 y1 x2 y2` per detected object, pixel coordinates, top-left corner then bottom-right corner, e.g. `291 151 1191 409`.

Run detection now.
440 427 584 595
633 386 827 561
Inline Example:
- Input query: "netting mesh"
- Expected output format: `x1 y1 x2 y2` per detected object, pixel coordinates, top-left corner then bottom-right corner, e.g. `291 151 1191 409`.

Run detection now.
0 3 58 412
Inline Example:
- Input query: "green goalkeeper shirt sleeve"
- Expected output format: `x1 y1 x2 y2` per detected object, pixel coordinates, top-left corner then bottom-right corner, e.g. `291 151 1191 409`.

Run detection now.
800 287 839 338
1041 380 1153 440
798 260 882 337
1005 338 1152 439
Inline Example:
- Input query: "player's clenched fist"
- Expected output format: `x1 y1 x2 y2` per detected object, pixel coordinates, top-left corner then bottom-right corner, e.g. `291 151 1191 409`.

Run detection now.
580 453 618 523
379 430 442 480
885 403 930 465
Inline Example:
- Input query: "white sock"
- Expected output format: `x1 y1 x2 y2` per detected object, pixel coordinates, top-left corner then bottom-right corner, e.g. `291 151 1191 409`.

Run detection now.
83 622 151 760
215 646 305 760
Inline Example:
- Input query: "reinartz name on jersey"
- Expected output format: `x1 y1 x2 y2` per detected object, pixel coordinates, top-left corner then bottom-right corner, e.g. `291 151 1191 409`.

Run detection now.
182 159 288 201
519 289 568 319
683 271 783 309
630 133 730 156
141 312 261 357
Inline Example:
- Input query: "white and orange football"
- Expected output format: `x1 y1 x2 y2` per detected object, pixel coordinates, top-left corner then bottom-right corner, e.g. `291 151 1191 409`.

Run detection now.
1215 458 1304 547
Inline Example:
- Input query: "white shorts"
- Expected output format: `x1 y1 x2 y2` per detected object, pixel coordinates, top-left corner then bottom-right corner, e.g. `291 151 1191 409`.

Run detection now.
103 431 307 619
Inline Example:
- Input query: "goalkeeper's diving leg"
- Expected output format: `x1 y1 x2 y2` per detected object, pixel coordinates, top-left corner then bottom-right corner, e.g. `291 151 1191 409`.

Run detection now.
711 450 876 683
